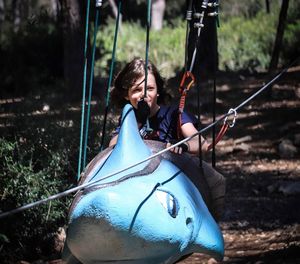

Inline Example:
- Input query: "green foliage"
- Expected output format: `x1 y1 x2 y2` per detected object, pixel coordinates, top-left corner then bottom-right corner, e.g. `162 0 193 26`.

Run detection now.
96 19 186 79
282 19 300 61
96 5 300 75
218 4 300 72
0 121 73 261
218 12 277 72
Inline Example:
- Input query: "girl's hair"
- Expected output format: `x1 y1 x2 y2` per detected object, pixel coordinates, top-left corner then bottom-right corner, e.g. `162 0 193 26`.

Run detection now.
111 57 165 108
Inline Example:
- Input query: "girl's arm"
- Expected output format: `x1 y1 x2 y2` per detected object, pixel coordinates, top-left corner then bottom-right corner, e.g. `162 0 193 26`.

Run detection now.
180 122 209 154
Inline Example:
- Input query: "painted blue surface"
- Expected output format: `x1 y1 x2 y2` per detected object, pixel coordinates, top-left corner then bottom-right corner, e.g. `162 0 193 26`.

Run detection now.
64 104 224 264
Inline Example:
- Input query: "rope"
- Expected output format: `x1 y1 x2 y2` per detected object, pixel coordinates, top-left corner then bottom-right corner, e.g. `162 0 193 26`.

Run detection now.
144 0 152 98
1 59 297 219
77 0 91 181
184 0 193 72
178 1 219 139
212 3 219 168
197 80 203 168
100 0 122 151
177 71 195 138
188 0 208 73
82 6 102 172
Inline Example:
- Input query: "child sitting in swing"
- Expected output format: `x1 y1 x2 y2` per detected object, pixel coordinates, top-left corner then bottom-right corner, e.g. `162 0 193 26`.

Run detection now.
109 57 209 154
109 57 225 220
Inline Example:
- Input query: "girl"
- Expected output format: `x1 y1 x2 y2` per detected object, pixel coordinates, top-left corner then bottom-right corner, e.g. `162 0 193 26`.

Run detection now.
109 57 209 155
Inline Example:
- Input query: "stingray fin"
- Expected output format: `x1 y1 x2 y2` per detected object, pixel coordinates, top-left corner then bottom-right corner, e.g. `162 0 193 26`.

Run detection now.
194 213 224 261
113 104 151 163
89 104 151 183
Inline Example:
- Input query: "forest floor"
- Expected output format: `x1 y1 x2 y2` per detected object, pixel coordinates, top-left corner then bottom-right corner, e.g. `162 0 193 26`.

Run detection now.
1 67 299 263
178 67 300 264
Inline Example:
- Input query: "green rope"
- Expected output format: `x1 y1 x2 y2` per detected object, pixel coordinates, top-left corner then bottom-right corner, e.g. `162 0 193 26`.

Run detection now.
82 7 102 171
144 0 152 98
100 0 122 150
77 0 91 181
216 0 220 27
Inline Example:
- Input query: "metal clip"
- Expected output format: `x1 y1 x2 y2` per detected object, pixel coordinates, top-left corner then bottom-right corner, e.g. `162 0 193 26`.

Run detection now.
224 108 237 128
193 12 203 19
208 2 219 7
186 10 192 20
208 11 218 17
194 22 204 28
96 0 102 8
201 0 209 8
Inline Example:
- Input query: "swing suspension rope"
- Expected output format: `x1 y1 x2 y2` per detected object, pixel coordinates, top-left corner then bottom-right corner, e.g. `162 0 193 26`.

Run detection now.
77 0 92 181
178 0 219 168
100 0 122 151
77 0 104 180
1 57 298 220
78 0 122 181
178 0 219 123
83 2 103 172
144 0 152 98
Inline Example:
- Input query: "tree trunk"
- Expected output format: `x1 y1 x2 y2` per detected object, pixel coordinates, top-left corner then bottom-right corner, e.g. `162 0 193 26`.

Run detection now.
0 0 4 31
151 0 165 30
61 0 84 95
49 0 61 19
265 0 270 13
108 0 118 19
12 0 21 32
269 0 289 72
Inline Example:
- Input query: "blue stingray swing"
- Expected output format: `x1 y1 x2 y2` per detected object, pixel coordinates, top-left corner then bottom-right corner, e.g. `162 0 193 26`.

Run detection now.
63 0 225 263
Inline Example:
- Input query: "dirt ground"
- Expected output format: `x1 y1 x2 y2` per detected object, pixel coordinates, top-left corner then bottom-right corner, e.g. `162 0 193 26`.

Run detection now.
1 68 299 263
178 67 300 263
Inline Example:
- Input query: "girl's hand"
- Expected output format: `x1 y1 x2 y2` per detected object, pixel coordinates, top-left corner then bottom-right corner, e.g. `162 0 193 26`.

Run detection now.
166 142 189 154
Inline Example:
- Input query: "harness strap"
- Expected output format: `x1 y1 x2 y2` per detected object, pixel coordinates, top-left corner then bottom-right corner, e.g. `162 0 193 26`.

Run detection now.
177 71 195 138
207 123 228 151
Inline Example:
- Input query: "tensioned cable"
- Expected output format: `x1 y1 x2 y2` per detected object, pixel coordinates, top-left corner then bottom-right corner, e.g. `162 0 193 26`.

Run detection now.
82 3 103 173
1 58 297 220
77 0 91 181
100 0 122 151
235 57 299 111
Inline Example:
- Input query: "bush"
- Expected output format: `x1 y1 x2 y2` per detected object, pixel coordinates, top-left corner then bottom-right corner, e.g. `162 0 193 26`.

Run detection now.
218 12 277 72
0 130 73 261
96 5 300 75
95 19 186 79
282 19 300 64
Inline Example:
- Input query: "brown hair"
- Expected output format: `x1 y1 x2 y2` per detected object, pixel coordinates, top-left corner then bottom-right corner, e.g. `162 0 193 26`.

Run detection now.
111 57 165 108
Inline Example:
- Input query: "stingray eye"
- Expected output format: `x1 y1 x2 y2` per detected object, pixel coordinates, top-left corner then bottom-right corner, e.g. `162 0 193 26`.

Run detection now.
156 190 179 218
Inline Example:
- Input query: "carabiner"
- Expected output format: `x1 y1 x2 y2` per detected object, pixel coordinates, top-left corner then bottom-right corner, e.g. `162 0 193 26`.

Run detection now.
224 108 237 128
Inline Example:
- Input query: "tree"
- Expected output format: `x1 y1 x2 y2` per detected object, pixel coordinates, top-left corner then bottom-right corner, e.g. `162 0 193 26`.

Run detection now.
269 0 289 71
265 0 270 13
61 0 85 94
0 0 4 25
151 0 165 30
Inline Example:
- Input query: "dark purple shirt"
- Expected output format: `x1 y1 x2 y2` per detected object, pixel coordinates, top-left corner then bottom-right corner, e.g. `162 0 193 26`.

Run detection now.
113 105 198 143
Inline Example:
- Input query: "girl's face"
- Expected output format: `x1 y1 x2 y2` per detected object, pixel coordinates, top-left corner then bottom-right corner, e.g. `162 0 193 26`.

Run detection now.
126 73 159 116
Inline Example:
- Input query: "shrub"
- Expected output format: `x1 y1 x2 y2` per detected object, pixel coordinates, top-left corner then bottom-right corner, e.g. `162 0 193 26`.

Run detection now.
218 12 277 72
96 6 300 75
95 19 186 79
0 132 72 261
